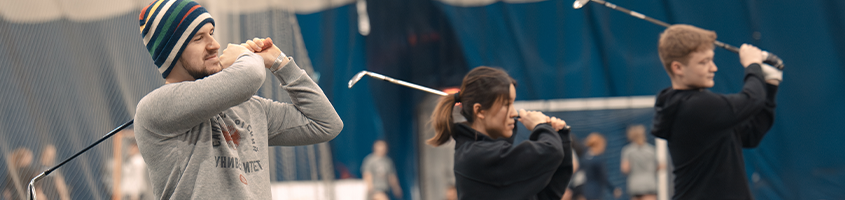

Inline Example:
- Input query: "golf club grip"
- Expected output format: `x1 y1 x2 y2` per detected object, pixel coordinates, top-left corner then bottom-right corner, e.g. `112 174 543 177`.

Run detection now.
715 41 784 70
762 51 785 70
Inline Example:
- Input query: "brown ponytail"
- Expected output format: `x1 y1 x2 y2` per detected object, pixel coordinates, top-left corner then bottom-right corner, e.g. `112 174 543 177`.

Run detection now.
427 66 516 147
427 94 457 146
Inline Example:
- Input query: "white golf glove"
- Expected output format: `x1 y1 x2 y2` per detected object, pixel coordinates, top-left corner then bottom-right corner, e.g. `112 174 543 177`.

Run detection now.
760 63 782 82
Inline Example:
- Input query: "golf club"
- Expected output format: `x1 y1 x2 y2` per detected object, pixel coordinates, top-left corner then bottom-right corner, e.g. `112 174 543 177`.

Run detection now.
347 71 570 129
28 119 134 200
573 0 784 70
348 70 448 96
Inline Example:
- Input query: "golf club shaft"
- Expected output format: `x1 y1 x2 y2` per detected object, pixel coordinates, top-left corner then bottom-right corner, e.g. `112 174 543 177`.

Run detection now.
590 0 670 27
29 119 134 200
351 71 448 96
584 0 784 69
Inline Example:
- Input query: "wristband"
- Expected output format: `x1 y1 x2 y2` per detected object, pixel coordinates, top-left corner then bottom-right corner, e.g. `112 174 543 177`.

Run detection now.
270 52 287 72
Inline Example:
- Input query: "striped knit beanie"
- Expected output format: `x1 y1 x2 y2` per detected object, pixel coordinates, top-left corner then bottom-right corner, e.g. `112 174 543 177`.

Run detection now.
139 0 215 78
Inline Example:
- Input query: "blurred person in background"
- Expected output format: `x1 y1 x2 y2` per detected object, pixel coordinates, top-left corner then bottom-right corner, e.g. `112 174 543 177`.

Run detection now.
620 125 658 200
580 133 621 200
37 145 70 200
362 140 402 200
3 147 37 200
121 142 148 200
371 191 389 200
566 135 586 200
561 150 579 200
428 66 572 200
445 184 457 200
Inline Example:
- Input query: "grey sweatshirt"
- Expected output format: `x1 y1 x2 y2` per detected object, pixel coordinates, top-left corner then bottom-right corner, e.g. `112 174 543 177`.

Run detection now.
134 53 343 199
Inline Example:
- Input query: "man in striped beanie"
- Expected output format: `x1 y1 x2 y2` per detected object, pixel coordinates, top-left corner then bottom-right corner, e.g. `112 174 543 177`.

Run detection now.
139 0 217 80
135 1 344 199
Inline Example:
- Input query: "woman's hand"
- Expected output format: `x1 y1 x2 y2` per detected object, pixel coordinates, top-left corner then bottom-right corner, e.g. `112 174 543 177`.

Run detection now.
549 117 567 131
518 109 550 131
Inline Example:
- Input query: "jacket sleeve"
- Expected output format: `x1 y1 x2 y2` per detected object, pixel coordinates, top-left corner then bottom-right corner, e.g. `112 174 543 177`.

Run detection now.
135 53 266 136
263 58 343 146
736 83 778 147
684 64 770 132
535 129 574 200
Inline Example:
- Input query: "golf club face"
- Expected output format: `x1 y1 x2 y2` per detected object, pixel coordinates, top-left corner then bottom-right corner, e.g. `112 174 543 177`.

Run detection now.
573 0 590 9
348 71 368 88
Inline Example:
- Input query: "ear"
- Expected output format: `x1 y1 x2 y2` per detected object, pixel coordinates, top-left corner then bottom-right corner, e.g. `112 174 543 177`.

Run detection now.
670 61 684 77
473 103 485 120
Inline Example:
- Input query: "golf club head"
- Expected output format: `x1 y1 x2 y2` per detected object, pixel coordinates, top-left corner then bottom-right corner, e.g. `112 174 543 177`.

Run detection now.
348 71 368 88
573 0 590 9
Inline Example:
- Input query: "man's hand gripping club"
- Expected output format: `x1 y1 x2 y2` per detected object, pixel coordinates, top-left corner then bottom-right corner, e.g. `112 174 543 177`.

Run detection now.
740 44 782 85
218 37 289 70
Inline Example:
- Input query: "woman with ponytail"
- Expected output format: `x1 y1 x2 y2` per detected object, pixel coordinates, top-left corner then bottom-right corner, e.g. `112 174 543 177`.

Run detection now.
428 66 574 200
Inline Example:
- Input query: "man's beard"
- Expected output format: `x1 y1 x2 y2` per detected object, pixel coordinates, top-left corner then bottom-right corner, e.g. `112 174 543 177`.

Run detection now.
181 59 219 80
